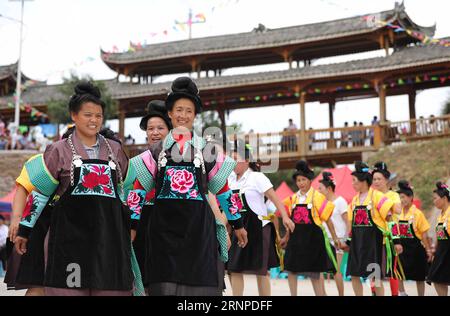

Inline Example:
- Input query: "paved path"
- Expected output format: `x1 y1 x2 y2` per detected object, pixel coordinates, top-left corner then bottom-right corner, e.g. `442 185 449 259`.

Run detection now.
0 276 439 296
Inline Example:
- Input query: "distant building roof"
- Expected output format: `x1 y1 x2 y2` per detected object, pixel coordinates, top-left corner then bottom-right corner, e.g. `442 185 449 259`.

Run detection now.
101 2 436 76
2 42 449 112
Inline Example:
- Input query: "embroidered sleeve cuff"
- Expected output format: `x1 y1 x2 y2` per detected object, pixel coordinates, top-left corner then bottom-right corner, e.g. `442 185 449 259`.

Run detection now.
19 191 50 230
228 218 244 230
127 189 146 222
17 224 32 239
216 190 243 222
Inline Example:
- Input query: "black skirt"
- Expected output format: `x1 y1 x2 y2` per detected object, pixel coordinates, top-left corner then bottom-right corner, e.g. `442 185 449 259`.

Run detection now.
427 239 450 284
400 238 428 281
133 204 152 287
4 206 51 290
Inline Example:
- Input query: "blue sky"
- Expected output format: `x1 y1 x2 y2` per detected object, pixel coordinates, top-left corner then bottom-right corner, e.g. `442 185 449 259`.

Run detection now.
1 0 449 143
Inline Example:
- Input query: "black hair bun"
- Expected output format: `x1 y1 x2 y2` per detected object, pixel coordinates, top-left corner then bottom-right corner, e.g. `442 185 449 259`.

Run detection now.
322 171 333 181
74 81 101 99
398 180 411 191
436 181 444 190
171 76 199 95
147 100 167 114
355 161 370 173
374 161 388 171
296 160 310 172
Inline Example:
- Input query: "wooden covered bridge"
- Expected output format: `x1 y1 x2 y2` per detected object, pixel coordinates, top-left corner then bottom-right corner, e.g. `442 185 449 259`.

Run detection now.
1 2 449 168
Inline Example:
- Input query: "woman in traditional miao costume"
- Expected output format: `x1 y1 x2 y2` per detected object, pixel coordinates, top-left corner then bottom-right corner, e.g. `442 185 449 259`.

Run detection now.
427 182 450 296
281 160 340 296
127 100 171 292
126 77 247 296
227 141 294 296
13 82 139 296
317 171 349 296
371 161 404 296
395 180 431 296
343 161 398 296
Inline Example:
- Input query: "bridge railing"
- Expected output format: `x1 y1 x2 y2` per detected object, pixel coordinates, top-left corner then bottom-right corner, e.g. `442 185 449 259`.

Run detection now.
124 116 450 159
381 114 450 144
228 125 381 160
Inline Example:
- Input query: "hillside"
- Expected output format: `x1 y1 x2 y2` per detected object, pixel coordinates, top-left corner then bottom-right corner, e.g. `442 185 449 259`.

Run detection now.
0 151 37 197
366 137 450 212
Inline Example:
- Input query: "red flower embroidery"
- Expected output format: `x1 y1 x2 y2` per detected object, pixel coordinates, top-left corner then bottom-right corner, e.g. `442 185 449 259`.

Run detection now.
97 174 110 186
399 223 410 236
127 191 141 210
82 172 100 189
391 224 399 236
146 189 155 202
22 194 34 220
170 169 194 194
355 209 369 225
102 186 112 195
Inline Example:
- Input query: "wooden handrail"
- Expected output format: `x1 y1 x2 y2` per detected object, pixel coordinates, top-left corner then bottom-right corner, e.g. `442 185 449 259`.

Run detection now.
124 116 449 159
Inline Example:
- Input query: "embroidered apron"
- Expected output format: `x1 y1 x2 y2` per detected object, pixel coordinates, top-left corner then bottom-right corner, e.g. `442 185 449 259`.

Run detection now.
44 135 133 290
148 146 218 287
395 215 428 281
227 190 279 272
347 193 385 278
427 218 450 284
284 192 329 273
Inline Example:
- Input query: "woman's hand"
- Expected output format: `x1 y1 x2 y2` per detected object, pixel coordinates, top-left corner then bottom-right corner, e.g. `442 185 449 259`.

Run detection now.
282 216 295 233
8 215 21 242
394 244 403 255
131 229 137 242
280 235 289 249
14 236 28 255
234 228 248 248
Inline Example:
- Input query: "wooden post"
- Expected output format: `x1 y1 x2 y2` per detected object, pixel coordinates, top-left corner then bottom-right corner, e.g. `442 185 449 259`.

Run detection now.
409 90 417 135
329 100 335 146
299 92 307 156
379 83 387 123
218 108 226 139
373 124 382 148
119 109 125 141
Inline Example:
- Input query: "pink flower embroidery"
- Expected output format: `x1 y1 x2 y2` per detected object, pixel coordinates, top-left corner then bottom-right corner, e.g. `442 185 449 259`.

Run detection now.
189 190 198 199
170 169 194 194
293 206 311 224
437 227 447 240
166 168 175 176
355 209 369 225
127 191 141 210
229 193 243 215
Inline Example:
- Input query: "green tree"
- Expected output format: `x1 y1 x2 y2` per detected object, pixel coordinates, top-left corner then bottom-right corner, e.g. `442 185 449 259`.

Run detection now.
47 72 117 124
